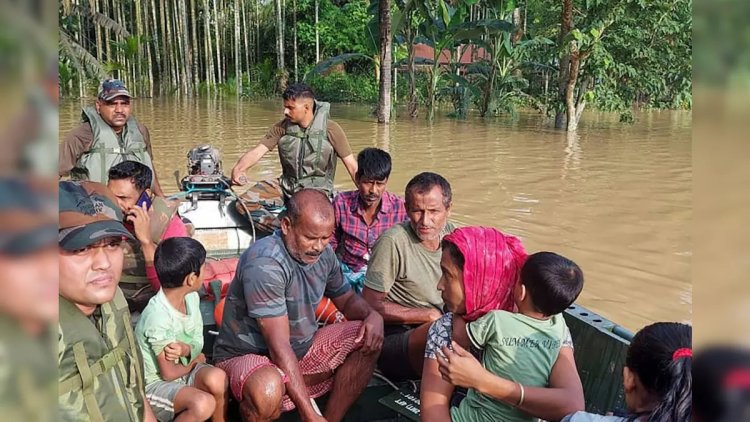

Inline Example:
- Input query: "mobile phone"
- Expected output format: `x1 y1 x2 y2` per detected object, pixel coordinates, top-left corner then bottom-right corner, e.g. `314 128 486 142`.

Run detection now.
137 191 152 209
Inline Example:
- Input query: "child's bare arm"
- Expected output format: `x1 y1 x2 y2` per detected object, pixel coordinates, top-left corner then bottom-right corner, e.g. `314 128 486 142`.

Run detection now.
156 342 199 381
163 341 191 362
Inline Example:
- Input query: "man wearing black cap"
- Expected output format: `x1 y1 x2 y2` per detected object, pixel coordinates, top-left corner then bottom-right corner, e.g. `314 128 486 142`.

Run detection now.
59 79 164 196
58 180 157 422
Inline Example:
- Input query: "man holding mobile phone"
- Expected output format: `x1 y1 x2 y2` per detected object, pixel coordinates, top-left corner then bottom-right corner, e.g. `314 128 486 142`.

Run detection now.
106 160 188 311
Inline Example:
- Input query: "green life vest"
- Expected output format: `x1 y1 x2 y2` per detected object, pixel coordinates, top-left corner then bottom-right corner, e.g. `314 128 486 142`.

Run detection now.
58 289 145 422
73 107 154 184
277 101 336 200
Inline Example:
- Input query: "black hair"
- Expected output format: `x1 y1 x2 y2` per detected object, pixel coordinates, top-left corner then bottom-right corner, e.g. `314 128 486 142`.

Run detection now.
108 160 152 191
286 188 333 225
441 239 465 270
356 148 392 181
404 172 452 209
626 322 692 422
693 346 750 422
154 237 207 289
282 83 315 101
520 252 583 316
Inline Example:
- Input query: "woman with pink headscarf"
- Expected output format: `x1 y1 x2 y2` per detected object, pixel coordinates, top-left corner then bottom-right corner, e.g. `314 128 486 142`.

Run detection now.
420 226 584 422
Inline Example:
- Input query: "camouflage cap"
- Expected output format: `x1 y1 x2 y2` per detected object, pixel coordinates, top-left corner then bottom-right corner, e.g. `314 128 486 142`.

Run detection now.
0 178 57 255
58 181 134 251
97 78 132 101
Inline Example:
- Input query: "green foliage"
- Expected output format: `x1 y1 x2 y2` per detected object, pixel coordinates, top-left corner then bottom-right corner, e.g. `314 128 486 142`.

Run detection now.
243 58 279 98
296 0 376 60
305 72 379 103
59 0 692 125
588 0 692 111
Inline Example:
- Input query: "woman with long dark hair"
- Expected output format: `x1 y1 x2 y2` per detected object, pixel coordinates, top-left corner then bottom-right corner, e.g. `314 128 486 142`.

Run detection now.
563 322 692 421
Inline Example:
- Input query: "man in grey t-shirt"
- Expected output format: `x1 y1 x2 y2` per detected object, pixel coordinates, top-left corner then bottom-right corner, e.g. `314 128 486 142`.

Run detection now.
363 172 455 381
214 189 384 422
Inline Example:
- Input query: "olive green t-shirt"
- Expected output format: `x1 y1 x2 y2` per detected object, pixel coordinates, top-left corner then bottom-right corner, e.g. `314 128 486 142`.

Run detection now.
364 221 455 310
258 119 353 158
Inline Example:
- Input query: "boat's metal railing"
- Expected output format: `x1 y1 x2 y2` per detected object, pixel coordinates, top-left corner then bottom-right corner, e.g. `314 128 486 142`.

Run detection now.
564 304 633 415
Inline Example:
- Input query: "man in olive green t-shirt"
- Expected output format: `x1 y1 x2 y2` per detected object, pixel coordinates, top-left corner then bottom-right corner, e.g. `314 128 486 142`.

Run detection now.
230 83 358 200
363 172 455 380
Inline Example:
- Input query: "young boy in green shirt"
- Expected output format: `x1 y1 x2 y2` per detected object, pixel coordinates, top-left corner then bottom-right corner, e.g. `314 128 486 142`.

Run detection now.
135 237 228 421
429 251 584 422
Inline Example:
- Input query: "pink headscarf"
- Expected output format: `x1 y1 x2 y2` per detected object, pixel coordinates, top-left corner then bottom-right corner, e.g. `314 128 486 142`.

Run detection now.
443 226 528 322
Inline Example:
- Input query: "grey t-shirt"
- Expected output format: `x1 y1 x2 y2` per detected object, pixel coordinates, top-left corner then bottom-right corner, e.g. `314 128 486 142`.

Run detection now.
364 221 455 310
213 231 350 362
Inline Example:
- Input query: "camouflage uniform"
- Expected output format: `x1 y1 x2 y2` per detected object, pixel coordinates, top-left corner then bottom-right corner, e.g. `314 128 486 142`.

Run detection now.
0 178 58 421
58 181 147 421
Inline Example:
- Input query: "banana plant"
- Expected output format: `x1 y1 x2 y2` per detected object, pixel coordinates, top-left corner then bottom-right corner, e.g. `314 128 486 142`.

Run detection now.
414 0 476 121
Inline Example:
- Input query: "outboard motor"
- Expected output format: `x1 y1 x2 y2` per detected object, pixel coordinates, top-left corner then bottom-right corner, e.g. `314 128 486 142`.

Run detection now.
180 145 231 200
177 145 255 255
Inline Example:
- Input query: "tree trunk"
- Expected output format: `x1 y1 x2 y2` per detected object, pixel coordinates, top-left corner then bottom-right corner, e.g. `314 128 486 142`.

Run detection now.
555 0 573 129
190 0 200 91
406 14 418 119
140 0 154 97
255 0 260 64
215 0 224 82
150 0 162 93
275 0 284 71
242 0 251 69
91 0 102 63
235 0 241 94
377 0 392 123
512 7 523 79
134 0 144 95
293 0 298 81
481 58 497 117
103 0 112 71
159 0 170 90
564 50 580 131
203 0 216 92
315 0 320 63
427 62 439 121
180 0 193 95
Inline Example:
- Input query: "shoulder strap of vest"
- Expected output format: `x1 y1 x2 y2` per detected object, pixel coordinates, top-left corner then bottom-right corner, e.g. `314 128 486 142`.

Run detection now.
58 297 109 421
58 292 142 421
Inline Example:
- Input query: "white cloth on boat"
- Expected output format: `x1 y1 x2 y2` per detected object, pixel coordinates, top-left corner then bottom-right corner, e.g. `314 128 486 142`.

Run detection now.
561 411 629 421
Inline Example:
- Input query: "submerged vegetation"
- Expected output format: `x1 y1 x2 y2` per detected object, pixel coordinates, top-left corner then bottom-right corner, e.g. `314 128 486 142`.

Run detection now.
59 0 691 129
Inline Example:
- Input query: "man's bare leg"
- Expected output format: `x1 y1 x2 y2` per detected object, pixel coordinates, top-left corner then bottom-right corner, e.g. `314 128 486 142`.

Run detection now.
323 349 379 422
240 366 285 422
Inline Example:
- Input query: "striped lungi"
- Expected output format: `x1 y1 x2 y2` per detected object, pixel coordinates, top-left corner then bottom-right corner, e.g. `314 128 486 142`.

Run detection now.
216 320 362 412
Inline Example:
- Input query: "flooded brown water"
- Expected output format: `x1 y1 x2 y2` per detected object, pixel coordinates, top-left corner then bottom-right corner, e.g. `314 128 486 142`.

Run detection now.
60 98 691 332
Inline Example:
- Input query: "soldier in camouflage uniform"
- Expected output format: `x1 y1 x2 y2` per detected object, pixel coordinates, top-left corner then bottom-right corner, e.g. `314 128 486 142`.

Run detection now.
58 180 157 422
0 177 57 421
